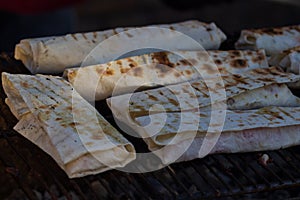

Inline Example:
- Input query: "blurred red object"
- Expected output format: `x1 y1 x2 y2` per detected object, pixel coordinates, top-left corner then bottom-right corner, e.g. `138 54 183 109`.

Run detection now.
0 0 83 14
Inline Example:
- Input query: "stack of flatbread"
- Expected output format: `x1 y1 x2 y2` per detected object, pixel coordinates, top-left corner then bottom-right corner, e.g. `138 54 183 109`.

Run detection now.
6 20 300 175
5 19 227 177
107 67 300 164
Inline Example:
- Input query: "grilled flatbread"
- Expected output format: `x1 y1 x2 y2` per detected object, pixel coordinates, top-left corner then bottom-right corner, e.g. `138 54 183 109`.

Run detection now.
269 46 300 74
107 67 300 124
107 67 300 164
2 72 135 178
15 20 226 74
269 46 300 88
235 25 300 55
65 49 268 101
135 107 300 164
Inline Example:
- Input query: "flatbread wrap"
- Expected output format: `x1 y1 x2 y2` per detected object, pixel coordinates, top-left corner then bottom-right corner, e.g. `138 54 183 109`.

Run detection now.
65 49 268 101
107 66 300 121
235 25 300 55
15 20 226 74
2 72 135 178
135 107 300 164
107 67 300 164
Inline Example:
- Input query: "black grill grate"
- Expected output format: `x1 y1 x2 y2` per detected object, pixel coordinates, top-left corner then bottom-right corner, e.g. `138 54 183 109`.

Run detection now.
2 132 300 199
1 53 300 199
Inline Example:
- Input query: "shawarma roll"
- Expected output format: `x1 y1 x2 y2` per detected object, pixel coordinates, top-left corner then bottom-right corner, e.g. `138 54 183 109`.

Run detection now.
107 67 300 164
135 107 300 164
15 20 226 74
64 49 268 101
107 67 300 122
2 72 135 178
235 25 300 56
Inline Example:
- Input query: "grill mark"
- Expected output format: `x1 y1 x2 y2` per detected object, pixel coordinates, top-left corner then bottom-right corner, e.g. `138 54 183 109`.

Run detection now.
147 94 158 101
130 110 181 119
191 84 209 98
82 33 88 40
126 32 133 38
22 76 68 108
232 74 249 85
40 41 47 49
34 77 70 103
167 98 179 106
277 107 295 119
93 32 97 39
71 34 78 41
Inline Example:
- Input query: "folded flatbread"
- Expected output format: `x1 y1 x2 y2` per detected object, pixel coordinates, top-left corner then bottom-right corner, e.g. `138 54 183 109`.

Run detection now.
65 49 268 101
235 25 300 56
2 72 135 178
107 67 300 164
15 20 226 74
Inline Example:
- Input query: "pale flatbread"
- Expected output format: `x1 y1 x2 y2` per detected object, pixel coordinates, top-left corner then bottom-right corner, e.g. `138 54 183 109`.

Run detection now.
15 20 226 74
107 67 300 164
135 107 300 164
107 67 300 125
2 72 135 178
269 46 300 88
65 49 268 101
235 25 300 55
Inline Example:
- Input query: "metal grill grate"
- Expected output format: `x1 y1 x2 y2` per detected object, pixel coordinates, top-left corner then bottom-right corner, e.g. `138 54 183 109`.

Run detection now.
1 53 300 199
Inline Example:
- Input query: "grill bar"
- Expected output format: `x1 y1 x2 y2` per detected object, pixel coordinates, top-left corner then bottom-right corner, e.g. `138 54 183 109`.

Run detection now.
203 160 234 194
239 155 272 186
214 155 258 189
190 161 222 197
83 178 105 199
70 180 89 200
0 140 37 199
151 170 178 198
177 164 208 196
166 166 192 197
213 156 246 191
95 176 116 198
269 152 296 183
277 150 300 175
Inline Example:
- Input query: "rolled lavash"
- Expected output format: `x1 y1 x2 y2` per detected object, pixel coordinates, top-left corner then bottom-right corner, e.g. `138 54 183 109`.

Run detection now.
107 67 300 164
235 25 300 56
107 66 300 132
2 72 135 178
15 20 226 74
135 107 300 164
64 49 268 101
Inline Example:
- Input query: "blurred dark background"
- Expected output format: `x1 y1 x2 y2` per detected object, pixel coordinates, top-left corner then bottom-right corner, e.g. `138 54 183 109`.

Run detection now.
1 0 300 51
75 0 300 33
